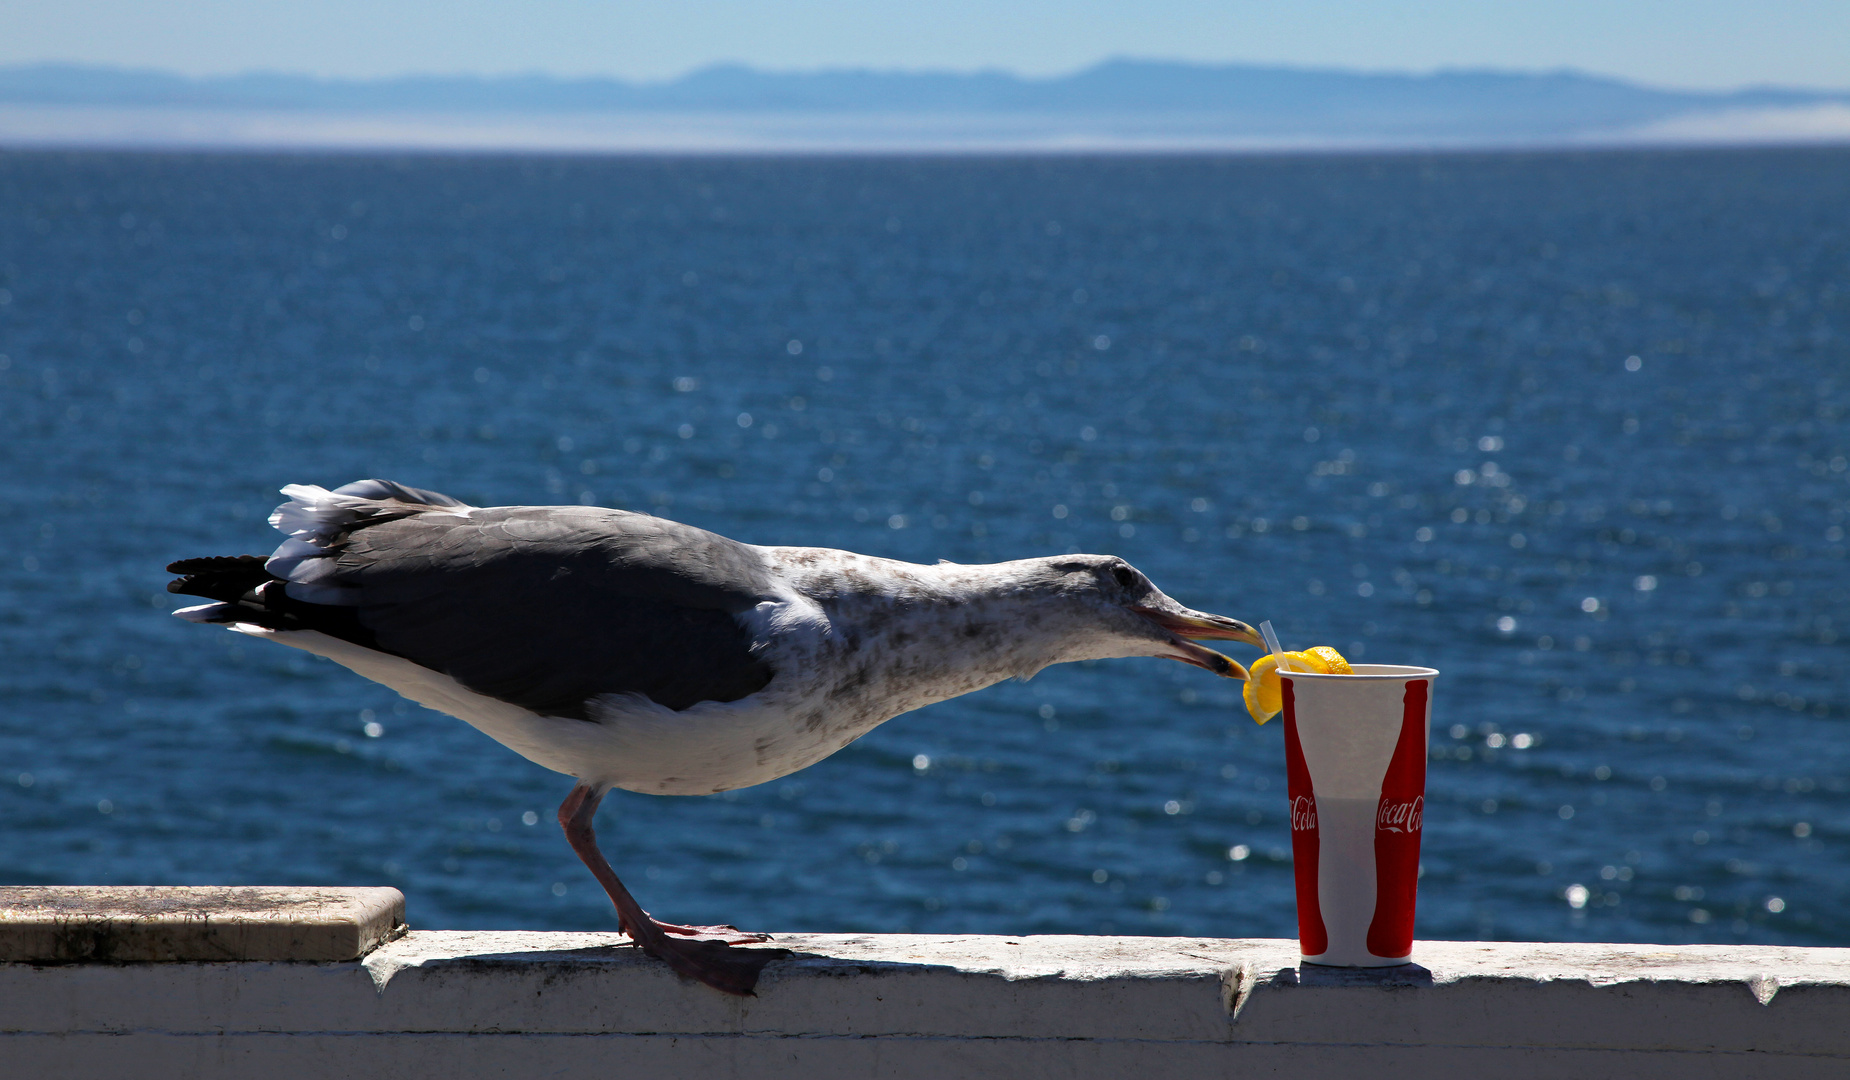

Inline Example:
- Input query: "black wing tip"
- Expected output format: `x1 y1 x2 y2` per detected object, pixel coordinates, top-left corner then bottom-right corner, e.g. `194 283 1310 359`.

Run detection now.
166 555 274 601
167 554 267 575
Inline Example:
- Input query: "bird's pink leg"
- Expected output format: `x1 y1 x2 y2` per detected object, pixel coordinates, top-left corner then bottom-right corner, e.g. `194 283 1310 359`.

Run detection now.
557 784 779 996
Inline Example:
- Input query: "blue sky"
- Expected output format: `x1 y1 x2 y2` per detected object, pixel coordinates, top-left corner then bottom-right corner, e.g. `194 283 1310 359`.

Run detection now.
4 0 1846 91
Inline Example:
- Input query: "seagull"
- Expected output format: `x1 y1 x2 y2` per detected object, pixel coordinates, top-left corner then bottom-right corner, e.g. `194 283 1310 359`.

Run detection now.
167 479 1263 994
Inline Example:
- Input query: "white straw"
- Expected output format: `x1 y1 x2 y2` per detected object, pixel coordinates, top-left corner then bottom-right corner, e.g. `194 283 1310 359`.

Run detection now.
1259 619 1295 672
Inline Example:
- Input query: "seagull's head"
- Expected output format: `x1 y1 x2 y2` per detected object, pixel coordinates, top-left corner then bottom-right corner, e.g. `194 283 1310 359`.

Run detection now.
1020 555 1263 680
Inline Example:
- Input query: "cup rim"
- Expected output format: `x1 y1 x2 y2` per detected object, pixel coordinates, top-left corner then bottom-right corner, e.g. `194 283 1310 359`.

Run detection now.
1280 663 1439 680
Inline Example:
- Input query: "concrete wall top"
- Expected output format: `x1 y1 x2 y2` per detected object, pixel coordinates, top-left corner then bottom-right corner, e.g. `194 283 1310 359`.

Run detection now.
0 886 405 962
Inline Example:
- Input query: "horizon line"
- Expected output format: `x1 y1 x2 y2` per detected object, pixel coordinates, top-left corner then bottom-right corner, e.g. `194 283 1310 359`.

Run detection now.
6 56 1848 99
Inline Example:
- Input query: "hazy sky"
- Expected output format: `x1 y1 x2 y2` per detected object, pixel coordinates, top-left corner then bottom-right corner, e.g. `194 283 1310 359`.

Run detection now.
4 0 1846 91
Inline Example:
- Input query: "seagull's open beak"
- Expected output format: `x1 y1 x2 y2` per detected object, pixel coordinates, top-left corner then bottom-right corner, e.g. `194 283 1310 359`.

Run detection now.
1131 606 1263 680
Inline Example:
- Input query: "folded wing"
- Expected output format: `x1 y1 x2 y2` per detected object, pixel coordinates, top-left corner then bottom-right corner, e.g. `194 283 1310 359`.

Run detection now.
175 481 779 716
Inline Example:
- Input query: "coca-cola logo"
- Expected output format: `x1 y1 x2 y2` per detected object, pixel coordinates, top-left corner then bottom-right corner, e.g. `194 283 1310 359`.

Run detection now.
1377 795 1424 833
1290 795 1317 831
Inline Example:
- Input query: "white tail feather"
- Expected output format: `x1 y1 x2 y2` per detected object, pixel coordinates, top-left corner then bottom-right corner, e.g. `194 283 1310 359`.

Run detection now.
265 480 472 607
268 484 345 540
172 602 235 623
266 487 361 601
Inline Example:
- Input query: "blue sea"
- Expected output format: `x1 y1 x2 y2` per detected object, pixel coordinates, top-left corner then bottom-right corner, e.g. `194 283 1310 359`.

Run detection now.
0 148 1845 947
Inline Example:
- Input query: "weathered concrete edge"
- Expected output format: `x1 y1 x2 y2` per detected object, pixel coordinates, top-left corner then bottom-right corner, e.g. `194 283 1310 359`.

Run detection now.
3 932 1847 1055
0 887 407 962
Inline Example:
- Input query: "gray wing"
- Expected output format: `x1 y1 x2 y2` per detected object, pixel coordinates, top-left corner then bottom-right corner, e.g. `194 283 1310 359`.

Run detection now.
322 505 778 716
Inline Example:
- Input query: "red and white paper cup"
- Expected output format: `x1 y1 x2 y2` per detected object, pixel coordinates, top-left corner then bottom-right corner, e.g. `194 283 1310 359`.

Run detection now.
1281 663 1438 967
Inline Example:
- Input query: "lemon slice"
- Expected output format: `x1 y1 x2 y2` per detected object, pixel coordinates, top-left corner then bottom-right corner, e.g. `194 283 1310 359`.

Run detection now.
1300 646 1354 674
1242 646 1353 724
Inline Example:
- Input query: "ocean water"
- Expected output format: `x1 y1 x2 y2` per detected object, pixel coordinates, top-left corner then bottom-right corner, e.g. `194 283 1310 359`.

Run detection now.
0 148 1844 947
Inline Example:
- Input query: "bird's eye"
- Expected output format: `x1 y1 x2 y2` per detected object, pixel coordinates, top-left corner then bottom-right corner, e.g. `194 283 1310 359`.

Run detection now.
1112 565 1138 589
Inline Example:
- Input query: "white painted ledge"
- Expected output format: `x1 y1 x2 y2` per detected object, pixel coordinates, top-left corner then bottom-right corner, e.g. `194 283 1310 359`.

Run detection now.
4 930 1848 1078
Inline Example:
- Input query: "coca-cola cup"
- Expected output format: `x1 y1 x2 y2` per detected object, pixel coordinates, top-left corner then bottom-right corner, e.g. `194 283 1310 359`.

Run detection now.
1281 663 1439 966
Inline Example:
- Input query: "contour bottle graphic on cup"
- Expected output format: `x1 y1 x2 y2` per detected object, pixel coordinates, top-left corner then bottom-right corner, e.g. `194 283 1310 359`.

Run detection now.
1249 623 1438 967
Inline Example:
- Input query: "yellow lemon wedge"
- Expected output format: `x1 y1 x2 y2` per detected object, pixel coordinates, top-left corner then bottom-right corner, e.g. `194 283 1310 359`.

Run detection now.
1242 645 1353 724
1299 646 1354 674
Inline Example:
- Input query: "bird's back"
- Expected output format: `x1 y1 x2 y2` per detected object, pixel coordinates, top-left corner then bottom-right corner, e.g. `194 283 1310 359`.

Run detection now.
171 480 779 717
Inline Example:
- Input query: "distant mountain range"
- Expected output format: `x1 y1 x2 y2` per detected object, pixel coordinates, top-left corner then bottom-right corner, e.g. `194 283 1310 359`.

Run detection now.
2 60 1847 149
